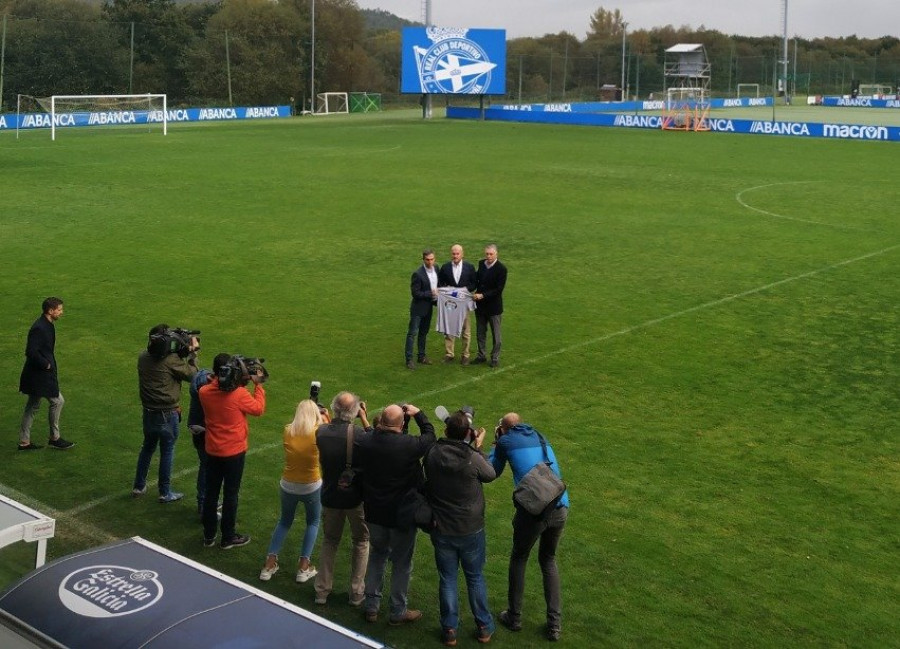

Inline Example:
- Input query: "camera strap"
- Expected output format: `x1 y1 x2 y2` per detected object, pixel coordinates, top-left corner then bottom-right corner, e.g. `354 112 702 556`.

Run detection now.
344 424 354 469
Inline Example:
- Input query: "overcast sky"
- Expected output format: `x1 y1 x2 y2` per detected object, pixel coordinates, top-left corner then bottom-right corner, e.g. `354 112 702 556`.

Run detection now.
354 1 899 40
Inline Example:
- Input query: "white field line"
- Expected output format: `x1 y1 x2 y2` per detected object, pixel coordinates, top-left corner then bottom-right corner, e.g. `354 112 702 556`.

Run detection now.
735 181 865 230
4 243 897 542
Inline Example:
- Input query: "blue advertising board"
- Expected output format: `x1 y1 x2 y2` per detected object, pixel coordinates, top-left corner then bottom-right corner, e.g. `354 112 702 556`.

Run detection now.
447 105 900 142
0 105 290 131
401 27 506 95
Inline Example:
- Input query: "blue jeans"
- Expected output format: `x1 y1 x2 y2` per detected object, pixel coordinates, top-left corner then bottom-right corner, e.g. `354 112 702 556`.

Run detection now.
134 409 179 496
405 309 433 362
432 529 494 633
266 486 322 560
364 523 418 618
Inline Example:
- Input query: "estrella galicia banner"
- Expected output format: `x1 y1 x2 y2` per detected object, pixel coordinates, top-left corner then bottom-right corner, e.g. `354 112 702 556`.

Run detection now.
401 27 506 95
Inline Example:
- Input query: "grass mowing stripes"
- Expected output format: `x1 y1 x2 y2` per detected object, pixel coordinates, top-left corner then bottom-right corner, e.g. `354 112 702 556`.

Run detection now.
0 110 897 648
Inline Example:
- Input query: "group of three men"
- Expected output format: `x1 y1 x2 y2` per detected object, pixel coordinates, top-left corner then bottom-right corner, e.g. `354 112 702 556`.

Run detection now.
406 243 508 370
313 391 569 644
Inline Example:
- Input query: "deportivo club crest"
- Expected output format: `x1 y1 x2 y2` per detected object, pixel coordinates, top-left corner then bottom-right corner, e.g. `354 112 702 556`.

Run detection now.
414 27 498 94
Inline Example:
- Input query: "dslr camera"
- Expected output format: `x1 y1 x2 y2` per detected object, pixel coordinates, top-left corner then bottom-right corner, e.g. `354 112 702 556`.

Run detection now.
217 354 269 392
148 327 200 359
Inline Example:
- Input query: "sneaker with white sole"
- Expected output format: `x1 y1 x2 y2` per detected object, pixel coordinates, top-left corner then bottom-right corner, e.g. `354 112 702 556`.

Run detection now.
221 534 251 549
295 566 317 583
259 563 279 581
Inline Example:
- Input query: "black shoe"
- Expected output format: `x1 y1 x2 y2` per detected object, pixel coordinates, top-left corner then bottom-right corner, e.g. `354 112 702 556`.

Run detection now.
442 356 455 364
498 610 522 632
221 533 251 549
48 437 75 450
406 361 416 370
203 537 216 548
418 357 432 365
489 360 499 368
18 442 43 451
547 627 561 642
471 357 487 365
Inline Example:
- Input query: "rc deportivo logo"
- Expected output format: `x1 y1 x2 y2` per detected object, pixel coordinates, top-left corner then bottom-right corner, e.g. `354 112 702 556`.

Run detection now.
59 565 163 618
413 27 497 94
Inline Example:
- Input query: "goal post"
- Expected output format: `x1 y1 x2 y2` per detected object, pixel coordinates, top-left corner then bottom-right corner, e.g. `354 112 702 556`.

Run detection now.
736 83 760 99
16 94 167 140
315 92 349 116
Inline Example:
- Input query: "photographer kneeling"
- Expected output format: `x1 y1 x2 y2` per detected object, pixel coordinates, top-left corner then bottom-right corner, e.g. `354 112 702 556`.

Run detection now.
199 354 267 549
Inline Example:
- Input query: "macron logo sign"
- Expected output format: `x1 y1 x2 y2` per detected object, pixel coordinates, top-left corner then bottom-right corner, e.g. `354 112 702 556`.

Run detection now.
823 124 889 140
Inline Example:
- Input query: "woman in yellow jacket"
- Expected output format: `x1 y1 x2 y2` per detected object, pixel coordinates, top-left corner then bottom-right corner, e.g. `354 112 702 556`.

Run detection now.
260 399 323 583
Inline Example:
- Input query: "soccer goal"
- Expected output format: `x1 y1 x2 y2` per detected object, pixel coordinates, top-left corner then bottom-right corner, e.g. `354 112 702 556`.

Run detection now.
315 92 349 116
858 84 893 98
737 83 760 99
16 94 167 140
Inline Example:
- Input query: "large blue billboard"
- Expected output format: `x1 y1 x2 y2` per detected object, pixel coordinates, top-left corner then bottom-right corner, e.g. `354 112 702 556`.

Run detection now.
401 27 506 95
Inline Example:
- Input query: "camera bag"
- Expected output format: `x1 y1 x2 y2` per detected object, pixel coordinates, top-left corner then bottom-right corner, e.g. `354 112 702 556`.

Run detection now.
512 434 566 518
337 425 360 494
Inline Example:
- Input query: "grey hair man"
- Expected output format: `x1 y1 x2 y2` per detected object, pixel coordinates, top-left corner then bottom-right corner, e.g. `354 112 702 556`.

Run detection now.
313 391 371 606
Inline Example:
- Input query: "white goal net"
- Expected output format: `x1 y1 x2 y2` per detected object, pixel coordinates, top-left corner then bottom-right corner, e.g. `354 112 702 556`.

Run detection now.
17 94 167 140
858 84 893 98
315 92 349 116
737 83 760 99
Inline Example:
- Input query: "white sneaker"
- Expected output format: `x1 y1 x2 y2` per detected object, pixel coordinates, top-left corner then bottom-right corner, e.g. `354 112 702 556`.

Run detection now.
295 567 317 583
259 563 279 581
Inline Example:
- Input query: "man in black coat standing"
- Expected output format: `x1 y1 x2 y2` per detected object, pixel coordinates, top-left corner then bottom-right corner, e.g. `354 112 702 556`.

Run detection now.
404 249 438 370
473 244 508 368
18 297 75 450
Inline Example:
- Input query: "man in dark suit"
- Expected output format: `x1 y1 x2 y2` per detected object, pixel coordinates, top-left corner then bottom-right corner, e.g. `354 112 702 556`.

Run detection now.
473 244 508 368
18 297 75 450
405 249 438 370
437 244 477 365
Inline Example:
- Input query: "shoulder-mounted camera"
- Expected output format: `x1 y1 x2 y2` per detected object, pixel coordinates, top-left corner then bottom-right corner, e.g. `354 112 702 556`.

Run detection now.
217 355 269 392
148 327 200 359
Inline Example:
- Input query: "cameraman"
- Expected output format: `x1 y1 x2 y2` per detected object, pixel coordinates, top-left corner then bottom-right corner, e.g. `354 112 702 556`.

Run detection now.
489 412 569 642
358 403 435 625
424 410 496 645
198 354 266 549
313 391 371 606
133 324 199 503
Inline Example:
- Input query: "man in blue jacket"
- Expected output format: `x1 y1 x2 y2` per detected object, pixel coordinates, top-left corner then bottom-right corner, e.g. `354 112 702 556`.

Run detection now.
489 412 569 642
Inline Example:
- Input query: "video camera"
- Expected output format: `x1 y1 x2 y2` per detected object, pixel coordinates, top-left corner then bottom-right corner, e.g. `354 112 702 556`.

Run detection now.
217 354 269 392
148 327 200 359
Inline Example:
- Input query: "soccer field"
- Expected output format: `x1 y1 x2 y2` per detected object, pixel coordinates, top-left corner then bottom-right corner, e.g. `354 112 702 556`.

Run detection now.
1 111 897 648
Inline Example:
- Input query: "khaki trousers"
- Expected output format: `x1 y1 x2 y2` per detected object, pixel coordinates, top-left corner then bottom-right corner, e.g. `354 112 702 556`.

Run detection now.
314 504 369 602
443 315 471 360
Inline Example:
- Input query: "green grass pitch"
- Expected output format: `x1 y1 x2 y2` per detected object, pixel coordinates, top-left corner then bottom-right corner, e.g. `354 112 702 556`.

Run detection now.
1 110 898 648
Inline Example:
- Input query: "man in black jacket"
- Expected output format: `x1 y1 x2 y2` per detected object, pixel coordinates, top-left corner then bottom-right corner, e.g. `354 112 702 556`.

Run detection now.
18 297 74 450
358 403 435 625
425 411 496 646
473 244 508 368
314 391 371 606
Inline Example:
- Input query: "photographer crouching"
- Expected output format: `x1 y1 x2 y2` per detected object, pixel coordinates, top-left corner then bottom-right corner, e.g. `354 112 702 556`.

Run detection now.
198 353 267 549
134 324 200 503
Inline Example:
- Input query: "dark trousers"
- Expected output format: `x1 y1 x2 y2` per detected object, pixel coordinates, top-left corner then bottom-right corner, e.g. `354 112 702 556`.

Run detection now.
202 451 246 543
507 505 568 631
190 428 208 512
405 308 433 362
475 312 502 362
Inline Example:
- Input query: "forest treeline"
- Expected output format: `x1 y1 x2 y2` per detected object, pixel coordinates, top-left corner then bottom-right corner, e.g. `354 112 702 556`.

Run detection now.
1 1 898 108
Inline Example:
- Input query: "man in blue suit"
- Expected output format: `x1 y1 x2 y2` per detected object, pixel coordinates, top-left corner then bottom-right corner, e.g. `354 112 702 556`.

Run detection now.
404 249 438 370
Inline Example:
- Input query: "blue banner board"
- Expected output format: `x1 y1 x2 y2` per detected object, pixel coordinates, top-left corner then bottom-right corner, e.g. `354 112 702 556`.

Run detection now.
0 105 290 131
401 27 506 95
447 105 900 142
820 96 900 109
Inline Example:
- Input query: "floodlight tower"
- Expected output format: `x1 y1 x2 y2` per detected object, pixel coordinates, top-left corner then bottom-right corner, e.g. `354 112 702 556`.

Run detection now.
781 0 789 102
423 0 433 118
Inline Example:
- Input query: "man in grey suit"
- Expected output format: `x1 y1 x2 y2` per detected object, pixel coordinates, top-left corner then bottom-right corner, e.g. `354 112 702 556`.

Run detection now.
404 249 438 370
